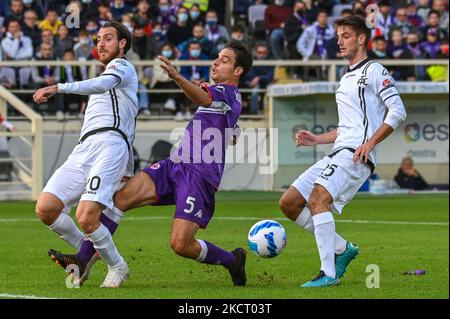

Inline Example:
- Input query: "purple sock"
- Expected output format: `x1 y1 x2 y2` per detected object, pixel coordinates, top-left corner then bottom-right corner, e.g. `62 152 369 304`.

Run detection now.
76 214 118 266
200 240 237 269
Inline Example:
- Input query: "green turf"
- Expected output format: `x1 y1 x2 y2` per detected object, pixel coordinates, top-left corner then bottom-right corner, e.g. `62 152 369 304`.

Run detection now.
0 192 448 299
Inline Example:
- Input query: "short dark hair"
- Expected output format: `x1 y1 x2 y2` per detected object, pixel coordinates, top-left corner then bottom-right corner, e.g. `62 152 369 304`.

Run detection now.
334 15 372 46
101 21 132 54
225 40 253 80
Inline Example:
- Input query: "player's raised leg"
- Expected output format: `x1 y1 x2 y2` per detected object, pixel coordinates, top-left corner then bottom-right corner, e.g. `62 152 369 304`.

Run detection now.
170 218 246 286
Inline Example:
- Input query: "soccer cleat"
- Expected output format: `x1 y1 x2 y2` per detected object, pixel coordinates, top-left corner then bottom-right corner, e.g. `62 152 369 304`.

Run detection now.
48 249 100 286
301 271 340 288
228 248 247 286
100 260 129 288
335 242 359 278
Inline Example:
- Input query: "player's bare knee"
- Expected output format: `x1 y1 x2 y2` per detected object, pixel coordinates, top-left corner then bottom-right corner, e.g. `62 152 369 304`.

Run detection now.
113 190 128 212
169 237 190 256
35 200 57 225
76 210 97 234
279 194 304 221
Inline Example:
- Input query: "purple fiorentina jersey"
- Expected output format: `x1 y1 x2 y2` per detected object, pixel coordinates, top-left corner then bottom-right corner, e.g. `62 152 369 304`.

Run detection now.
171 84 242 188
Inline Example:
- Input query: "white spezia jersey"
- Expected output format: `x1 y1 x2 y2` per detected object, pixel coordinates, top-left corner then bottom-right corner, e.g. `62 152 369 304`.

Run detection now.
80 58 138 147
333 58 407 166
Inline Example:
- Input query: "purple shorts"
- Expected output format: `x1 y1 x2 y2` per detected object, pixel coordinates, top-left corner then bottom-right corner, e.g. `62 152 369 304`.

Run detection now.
142 159 216 229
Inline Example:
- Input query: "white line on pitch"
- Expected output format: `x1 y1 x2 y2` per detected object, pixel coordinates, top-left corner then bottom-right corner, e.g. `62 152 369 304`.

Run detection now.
0 293 61 299
0 216 447 226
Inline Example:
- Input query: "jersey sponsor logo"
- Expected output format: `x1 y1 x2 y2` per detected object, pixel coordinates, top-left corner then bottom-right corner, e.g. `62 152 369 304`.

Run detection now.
235 92 242 104
151 163 160 169
357 75 368 87
380 88 394 100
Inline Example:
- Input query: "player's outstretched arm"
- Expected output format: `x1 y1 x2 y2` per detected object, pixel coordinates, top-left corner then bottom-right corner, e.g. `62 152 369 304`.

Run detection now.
296 128 337 147
157 55 212 107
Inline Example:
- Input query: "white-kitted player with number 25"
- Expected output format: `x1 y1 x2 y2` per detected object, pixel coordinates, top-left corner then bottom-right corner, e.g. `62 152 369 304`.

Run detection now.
33 21 138 288
279 15 407 287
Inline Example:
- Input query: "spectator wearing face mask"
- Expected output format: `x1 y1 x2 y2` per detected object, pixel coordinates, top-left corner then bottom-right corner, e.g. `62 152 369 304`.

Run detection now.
134 0 157 35
284 0 309 60
421 10 449 44
157 0 177 33
406 32 427 80
265 0 293 59
178 41 209 121
178 24 213 57
167 6 194 47
387 28 416 81
230 24 247 43
149 43 183 118
188 4 203 27
204 9 229 50
369 36 393 60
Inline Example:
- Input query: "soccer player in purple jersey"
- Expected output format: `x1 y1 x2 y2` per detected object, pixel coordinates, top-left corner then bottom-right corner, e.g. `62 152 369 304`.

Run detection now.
49 40 253 287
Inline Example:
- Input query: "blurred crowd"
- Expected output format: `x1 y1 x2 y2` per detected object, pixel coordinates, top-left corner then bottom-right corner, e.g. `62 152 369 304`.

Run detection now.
0 0 448 119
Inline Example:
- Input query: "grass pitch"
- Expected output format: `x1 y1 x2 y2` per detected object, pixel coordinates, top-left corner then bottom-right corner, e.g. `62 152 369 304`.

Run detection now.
0 192 448 299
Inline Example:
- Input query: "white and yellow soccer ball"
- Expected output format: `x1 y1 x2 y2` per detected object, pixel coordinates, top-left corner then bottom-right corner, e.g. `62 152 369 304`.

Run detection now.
248 220 287 258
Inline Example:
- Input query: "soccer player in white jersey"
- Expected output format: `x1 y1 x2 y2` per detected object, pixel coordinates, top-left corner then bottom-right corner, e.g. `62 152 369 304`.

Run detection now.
279 15 407 287
33 21 138 288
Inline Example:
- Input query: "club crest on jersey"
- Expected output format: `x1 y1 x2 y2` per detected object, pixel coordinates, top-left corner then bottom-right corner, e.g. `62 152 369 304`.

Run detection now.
382 79 393 88
357 75 368 87
150 163 160 169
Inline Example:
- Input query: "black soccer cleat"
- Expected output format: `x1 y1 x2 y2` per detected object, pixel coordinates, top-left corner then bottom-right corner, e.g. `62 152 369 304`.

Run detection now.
48 249 86 278
228 247 247 286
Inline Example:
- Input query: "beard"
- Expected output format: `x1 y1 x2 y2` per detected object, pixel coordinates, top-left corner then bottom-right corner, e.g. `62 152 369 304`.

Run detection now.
100 46 121 64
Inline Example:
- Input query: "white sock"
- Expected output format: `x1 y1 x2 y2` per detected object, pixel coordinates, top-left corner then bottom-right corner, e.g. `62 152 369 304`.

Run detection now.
195 239 208 262
48 213 84 250
87 224 123 268
312 212 336 278
296 207 348 255
102 206 124 224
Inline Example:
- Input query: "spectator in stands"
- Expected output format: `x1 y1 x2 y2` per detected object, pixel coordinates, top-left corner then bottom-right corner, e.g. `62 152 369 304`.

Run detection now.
157 0 177 33
38 8 63 35
178 24 213 58
111 0 133 21
150 43 182 117
406 31 427 80
422 10 449 43
179 40 209 121
1 19 33 89
22 0 45 20
54 24 74 59
97 0 113 27
188 4 203 27
420 28 442 59
391 6 416 39
388 28 416 81
432 0 449 30
376 0 395 39
40 29 55 49
4 0 24 24
369 36 392 60
230 23 248 43
248 0 268 29
58 49 87 118
233 0 253 24
204 9 229 51
135 0 156 35
167 6 194 47
264 0 293 59
284 0 309 60
73 29 94 60
296 9 334 80
30 42 63 118
244 43 274 114
133 24 159 61
394 157 429 190
405 0 425 29
417 0 431 23
22 9 41 50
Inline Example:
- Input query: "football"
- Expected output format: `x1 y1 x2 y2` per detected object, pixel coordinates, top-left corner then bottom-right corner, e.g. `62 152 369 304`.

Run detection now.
248 219 287 258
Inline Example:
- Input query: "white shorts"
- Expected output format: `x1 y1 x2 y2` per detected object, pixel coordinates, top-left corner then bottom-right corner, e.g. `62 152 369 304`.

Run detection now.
291 149 371 214
42 133 129 211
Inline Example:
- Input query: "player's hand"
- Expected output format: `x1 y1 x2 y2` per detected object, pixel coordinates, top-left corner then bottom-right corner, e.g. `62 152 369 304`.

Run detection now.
295 130 318 147
353 140 375 164
157 55 179 79
33 84 58 104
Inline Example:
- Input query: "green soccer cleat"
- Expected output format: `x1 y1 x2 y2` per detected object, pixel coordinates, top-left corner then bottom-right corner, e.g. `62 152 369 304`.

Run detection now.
301 271 340 288
335 242 359 278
